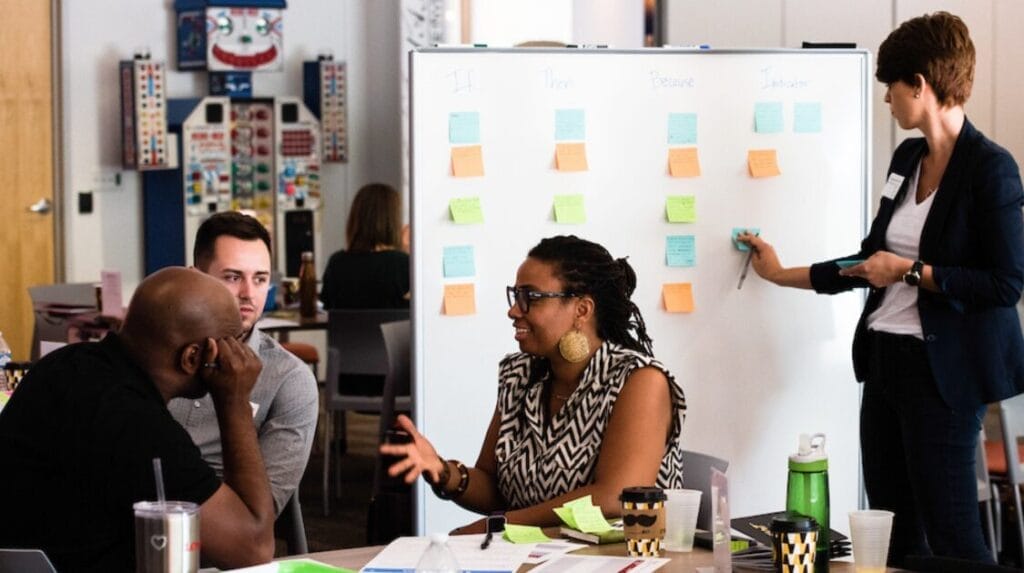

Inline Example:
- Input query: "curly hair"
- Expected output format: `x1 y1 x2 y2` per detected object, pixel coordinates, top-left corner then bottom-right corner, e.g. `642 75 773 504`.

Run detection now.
876 11 975 106
528 235 654 356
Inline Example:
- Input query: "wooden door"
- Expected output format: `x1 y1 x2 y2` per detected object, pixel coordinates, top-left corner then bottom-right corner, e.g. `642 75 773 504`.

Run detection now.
0 1 55 360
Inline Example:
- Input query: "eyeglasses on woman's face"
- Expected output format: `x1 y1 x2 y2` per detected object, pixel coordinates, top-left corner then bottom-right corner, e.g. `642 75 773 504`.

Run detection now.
506 286 577 314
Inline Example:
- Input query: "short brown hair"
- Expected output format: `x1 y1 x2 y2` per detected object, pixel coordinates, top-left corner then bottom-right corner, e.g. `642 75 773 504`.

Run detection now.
876 11 975 106
193 211 272 270
346 183 401 253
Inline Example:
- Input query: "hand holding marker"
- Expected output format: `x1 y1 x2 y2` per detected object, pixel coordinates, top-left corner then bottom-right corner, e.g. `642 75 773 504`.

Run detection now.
737 230 759 290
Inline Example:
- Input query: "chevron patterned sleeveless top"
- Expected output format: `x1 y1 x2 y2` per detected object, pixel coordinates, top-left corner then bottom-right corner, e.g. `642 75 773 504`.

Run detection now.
494 342 687 509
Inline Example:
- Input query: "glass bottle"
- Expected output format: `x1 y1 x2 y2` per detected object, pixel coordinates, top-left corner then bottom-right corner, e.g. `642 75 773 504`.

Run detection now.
298 251 318 318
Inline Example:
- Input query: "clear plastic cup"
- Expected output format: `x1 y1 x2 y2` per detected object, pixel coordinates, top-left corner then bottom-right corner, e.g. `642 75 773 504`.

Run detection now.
133 501 200 573
848 509 894 573
663 489 702 552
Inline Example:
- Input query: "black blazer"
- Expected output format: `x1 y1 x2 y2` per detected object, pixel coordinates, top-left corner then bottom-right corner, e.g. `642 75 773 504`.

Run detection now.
809 119 1024 409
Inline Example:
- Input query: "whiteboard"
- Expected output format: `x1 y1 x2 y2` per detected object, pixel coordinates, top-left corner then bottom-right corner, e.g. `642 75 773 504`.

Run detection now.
410 48 871 535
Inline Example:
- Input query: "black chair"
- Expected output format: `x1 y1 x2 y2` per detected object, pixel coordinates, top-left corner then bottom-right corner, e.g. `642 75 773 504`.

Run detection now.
904 554 1021 572
273 489 308 555
680 449 729 531
322 309 411 516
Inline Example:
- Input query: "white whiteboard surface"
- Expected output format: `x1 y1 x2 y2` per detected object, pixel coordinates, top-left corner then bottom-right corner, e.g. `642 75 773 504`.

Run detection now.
410 48 871 536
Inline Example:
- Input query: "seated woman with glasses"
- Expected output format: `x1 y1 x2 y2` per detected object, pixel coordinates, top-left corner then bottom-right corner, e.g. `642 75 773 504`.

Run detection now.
380 235 686 533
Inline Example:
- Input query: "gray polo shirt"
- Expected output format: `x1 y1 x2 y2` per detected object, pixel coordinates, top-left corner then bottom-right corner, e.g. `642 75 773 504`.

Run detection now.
168 327 319 514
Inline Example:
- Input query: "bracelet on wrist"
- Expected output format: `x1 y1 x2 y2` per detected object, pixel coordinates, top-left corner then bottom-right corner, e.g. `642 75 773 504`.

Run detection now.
432 458 470 500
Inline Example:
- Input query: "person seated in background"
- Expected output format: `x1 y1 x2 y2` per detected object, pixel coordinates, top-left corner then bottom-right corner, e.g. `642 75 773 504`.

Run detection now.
0 268 275 570
380 235 687 532
169 212 318 515
320 183 409 309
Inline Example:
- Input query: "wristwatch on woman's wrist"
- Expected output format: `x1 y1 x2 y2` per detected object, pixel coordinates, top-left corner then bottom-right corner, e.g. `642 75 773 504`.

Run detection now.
902 260 924 286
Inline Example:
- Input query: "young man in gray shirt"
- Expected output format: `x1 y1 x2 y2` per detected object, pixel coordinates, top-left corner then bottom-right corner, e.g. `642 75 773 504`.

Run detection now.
169 212 319 514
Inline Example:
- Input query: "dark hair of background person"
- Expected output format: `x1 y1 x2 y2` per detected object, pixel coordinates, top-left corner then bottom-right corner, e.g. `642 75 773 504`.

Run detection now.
528 235 654 356
193 211 273 270
346 183 402 253
875 11 975 106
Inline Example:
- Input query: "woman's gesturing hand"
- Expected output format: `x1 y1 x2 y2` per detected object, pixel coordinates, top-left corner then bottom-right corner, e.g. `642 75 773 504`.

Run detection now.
379 414 447 485
839 251 912 287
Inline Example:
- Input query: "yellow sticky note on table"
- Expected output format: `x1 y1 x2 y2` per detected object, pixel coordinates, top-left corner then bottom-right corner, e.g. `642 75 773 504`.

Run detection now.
503 524 552 544
451 145 484 177
443 283 476 316
666 195 696 223
554 194 586 224
555 142 589 172
668 147 701 177
748 149 781 178
564 495 594 509
449 197 484 224
572 504 615 533
663 283 694 313
554 507 579 529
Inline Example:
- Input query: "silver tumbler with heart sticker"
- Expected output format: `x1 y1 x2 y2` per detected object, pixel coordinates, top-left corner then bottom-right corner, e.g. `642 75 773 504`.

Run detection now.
133 501 200 572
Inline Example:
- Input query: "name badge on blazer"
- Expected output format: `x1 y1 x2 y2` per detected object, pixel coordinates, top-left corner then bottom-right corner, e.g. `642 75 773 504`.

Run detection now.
881 173 905 200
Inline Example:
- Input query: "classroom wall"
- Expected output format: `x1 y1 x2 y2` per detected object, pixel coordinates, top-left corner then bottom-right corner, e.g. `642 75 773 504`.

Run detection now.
666 0 1024 208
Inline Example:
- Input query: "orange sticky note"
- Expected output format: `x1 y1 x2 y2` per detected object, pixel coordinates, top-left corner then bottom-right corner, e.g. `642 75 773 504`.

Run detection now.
663 283 694 313
451 145 484 177
668 148 701 177
555 143 589 172
443 283 477 316
748 149 781 178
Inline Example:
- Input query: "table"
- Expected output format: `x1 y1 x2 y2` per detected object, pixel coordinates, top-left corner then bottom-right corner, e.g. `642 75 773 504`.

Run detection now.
257 310 328 342
294 542 900 572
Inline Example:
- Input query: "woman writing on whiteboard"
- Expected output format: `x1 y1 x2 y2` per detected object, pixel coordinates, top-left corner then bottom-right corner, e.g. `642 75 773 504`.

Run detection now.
740 12 1024 566
380 235 687 532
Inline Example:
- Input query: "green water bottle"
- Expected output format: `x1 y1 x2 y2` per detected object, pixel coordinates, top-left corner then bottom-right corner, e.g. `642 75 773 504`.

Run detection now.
786 433 830 571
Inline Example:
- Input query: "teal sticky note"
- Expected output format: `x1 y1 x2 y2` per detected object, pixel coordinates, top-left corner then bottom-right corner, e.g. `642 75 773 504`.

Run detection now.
449 112 481 144
754 102 784 134
731 227 761 251
666 235 696 267
443 245 475 278
554 194 586 224
667 113 698 145
836 259 865 268
666 196 696 223
794 102 822 133
449 197 484 224
555 109 586 141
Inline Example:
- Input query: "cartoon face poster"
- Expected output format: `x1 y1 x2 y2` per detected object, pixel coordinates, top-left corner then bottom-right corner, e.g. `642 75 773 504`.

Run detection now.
206 7 283 71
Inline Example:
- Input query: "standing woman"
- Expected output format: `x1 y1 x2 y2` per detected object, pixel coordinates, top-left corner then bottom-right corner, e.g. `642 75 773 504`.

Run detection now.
741 12 1024 566
320 183 409 309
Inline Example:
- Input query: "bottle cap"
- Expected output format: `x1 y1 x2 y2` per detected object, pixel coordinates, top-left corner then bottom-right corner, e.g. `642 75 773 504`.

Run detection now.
789 433 828 470
301 251 314 261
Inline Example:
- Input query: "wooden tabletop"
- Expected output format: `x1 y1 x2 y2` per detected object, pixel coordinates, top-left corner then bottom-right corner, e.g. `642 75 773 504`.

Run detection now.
257 309 329 333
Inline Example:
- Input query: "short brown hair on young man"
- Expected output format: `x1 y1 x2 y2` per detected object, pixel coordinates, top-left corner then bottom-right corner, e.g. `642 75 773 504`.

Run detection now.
193 212 273 270
875 11 975 107
346 183 402 253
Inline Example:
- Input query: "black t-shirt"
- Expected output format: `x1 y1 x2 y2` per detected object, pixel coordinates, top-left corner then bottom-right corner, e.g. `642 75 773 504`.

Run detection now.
320 249 410 310
0 334 220 572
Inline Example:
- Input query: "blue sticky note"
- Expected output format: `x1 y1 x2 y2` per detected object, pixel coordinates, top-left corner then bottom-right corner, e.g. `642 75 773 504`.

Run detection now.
443 245 476 278
836 259 865 268
754 102 784 134
555 109 586 141
794 102 822 133
667 113 697 145
666 235 696 267
731 227 761 251
449 112 481 144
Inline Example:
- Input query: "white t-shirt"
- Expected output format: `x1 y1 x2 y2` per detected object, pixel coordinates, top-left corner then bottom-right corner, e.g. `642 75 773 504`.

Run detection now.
866 161 937 339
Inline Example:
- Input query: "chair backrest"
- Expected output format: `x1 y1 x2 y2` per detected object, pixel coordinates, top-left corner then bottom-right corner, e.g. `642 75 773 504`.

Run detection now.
999 393 1024 484
0 549 57 573
377 319 412 443
975 430 992 502
273 490 308 556
325 309 410 405
680 449 729 531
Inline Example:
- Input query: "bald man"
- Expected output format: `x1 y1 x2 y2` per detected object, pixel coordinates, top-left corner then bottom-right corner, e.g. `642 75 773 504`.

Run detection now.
0 268 275 571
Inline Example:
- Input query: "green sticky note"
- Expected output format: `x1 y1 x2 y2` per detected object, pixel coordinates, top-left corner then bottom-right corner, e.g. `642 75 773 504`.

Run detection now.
793 102 822 133
277 559 356 573
572 504 614 533
755 101 784 134
554 506 579 529
449 197 484 224
564 495 594 510
554 194 586 224
503 524 552 544
666 195 696 223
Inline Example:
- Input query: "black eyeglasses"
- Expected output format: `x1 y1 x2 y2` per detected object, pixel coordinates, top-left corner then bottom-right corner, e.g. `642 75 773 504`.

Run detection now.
506 286 578 313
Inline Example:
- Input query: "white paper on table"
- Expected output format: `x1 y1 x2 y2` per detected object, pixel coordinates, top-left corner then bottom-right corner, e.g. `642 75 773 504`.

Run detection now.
361 535 533 573
527 554 670 572
521 539 587 564
256 317 301 329
100 270 124 318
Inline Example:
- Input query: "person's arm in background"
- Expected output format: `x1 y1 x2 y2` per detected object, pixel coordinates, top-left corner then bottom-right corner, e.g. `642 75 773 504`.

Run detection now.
197 337 276 568
738 233 813 289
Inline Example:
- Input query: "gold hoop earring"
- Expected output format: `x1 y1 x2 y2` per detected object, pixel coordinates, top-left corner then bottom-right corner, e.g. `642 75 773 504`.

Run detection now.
558 328 590 363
